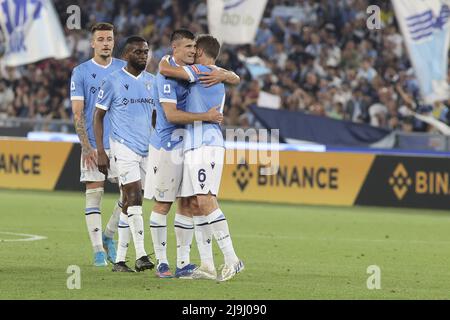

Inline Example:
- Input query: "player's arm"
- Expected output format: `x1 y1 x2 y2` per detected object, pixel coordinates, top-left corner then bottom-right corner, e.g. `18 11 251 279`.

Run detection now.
93 107 109 176
94 81 113 176
158 77 222 124
158 56 191 81
70 71 96 170
200 66 240 87
158 56 240 87
161 102 223 125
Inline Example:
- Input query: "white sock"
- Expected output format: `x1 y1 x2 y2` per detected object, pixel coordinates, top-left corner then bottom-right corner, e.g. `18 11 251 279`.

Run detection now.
85 188 104 253
116 212 130 263
193 215 214 270
150 211 168 265
207 208 239 266
174 213 194 269
104 196 122 239
128 206 147 259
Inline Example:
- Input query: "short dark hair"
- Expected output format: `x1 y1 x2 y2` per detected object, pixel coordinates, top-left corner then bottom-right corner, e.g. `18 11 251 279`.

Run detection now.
125 35 148 46
195 34 221 60
122 36 148 55
91 22 114 34
170 29 195 43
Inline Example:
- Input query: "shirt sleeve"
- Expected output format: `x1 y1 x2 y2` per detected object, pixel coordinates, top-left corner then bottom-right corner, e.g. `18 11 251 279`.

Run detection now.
95 79 114 111
70 67 85 101
182 64 205 83
157 76 178 104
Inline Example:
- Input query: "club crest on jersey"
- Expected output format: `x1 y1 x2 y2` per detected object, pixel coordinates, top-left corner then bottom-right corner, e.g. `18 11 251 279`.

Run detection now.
157 188 168 198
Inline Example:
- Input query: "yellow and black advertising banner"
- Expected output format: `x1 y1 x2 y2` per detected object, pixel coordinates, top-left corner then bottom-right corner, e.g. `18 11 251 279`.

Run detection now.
220 150 375 206
0 139 77 190
2 139 450 209
221 149 450 209
354 155 450 209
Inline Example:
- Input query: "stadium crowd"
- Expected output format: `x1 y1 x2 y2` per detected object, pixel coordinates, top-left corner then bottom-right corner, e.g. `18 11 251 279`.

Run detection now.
0 0 448 133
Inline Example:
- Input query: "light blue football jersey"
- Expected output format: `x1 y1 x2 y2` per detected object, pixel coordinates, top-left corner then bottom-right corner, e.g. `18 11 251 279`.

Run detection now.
96 67 156 157
70 58 126 149
183 64 226 151
149 57 191 151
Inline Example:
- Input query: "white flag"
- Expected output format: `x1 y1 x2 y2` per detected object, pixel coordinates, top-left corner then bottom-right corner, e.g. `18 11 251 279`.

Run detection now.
207 0 268 45
392 0 450 104
0 0 70 67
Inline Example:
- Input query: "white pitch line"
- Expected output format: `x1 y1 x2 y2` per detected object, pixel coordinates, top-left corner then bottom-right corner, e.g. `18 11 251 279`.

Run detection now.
0 232 47 242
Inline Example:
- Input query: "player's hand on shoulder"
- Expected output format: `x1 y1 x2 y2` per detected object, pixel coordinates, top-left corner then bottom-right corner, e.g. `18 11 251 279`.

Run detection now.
82 147 97 170
206 106 223 124
159 55 171 73
199 68 226 87
96 149 110 176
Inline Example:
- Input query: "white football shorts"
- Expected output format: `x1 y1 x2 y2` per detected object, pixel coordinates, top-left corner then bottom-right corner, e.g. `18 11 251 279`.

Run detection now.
110 139 147 187
179 145 225 197
80 148 118 183
144 144 184 202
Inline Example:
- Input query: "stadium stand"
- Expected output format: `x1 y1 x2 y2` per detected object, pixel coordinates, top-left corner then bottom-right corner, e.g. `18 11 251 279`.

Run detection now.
1 0 449 135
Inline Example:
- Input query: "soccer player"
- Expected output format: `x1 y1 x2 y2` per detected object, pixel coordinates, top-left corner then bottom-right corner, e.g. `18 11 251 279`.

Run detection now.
70 22 125 267
158 34 244 281
144 29 239 278
94 36 156 273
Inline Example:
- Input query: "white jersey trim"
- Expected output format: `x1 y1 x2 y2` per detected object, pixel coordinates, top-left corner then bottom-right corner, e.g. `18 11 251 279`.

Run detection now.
219 93 226 114
71 96 85 101
160 98 177 104
122 67 143 80
95 103 108 110
183 66 196 83
91 58 113 69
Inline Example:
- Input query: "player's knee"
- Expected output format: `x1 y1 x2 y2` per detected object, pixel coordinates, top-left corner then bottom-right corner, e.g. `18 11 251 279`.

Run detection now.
189 196 199 209
126 189 142 206
177 198 194 217
196 194 217 214
86 181 104 190
178 197 191 211
85 187 104 208
153 201 171 215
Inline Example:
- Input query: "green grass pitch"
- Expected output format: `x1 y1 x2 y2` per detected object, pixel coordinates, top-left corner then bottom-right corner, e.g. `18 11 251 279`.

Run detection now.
1 189 450 299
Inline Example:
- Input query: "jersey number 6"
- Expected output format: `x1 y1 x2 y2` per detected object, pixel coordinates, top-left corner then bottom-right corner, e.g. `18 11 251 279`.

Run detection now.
198 169 206 183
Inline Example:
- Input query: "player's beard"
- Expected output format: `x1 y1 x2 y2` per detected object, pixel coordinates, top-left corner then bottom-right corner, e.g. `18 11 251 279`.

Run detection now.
130 60 147 72
98 48 112 60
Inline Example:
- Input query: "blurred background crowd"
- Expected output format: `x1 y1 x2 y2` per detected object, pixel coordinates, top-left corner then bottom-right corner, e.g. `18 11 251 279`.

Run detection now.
1 0 449 133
